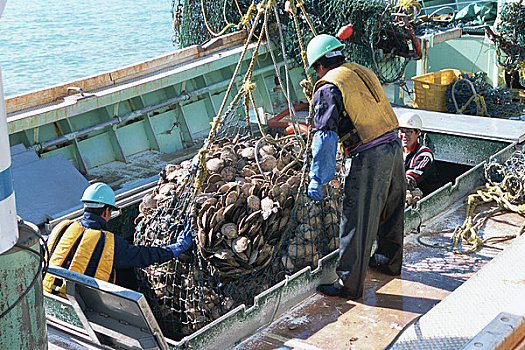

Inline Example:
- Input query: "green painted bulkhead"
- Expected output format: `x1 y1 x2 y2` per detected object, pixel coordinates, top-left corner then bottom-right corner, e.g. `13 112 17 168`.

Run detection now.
405 34 500 85
6 32 307 190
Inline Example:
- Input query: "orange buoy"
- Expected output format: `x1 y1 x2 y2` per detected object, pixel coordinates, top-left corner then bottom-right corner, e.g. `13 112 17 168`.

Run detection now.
336 25 354 40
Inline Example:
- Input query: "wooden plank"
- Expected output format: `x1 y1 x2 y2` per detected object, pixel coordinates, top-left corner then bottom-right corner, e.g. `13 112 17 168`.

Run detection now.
5 73 113 114
5 31 247 115
110 31 247 84
432 28 462 45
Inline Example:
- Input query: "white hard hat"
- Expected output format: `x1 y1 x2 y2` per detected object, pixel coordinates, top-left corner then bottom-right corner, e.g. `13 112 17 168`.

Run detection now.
398 112 422 130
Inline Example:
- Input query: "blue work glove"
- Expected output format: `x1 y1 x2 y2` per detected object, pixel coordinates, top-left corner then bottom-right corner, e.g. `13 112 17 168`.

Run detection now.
308 130 338 201
308 179 324 201
167 222 194 259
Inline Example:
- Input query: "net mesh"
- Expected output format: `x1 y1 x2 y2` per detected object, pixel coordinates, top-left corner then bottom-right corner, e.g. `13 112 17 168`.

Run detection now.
494 1 525 86
445 72 525 118
135 0 417 339
174 0 419 83
134 116 345 339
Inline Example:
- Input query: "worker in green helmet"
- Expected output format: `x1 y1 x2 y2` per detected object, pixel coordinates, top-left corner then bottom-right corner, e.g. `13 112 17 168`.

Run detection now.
306 34 406 299
43 182 193 297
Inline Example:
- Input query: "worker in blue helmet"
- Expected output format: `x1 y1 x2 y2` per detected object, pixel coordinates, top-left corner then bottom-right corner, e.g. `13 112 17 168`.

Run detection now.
43 182 193 297
306 34 406 299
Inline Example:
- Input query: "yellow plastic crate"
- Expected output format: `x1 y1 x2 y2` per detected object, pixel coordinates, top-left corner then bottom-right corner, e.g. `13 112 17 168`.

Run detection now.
411 69 463 112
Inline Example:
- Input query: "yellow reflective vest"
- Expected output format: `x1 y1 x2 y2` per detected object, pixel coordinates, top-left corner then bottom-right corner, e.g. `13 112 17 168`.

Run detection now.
43 220 115 297
314 62 398 144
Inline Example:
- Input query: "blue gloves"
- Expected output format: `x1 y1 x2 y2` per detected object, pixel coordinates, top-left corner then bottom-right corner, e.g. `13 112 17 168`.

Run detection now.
308 130 338 201
308 179 323 201
167 221 195 259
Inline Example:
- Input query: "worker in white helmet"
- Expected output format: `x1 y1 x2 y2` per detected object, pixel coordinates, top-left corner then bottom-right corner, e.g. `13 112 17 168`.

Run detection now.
398 112 441 195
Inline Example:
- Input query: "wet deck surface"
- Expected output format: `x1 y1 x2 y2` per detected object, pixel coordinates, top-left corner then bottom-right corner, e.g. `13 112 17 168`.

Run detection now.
236 200 524 350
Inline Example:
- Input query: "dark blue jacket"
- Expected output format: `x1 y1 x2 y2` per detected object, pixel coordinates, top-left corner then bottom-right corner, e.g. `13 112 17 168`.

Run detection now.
80 212 174 277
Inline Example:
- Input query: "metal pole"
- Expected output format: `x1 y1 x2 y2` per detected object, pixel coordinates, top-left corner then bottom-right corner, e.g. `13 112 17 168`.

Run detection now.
37 62 283 152
0 0 18 255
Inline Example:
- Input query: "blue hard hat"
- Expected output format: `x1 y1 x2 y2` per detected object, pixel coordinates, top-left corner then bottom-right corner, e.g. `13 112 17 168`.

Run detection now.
81 182 118 210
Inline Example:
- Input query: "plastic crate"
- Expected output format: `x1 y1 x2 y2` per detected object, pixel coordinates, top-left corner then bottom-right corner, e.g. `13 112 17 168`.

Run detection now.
411 69 463 112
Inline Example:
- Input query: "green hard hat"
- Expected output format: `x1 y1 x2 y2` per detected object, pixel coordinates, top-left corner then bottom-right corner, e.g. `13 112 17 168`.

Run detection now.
81 182 118 210
306 34 345 74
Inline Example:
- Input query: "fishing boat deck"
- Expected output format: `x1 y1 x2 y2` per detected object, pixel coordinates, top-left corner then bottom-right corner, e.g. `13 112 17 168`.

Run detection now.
236 199 524 349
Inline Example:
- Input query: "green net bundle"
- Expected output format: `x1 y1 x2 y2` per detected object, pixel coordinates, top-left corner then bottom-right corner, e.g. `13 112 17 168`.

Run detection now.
493 1 525 85
445 72 525 118
174 0 417 83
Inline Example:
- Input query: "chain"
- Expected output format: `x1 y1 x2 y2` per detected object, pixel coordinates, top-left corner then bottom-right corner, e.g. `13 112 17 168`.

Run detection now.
171 0 184 45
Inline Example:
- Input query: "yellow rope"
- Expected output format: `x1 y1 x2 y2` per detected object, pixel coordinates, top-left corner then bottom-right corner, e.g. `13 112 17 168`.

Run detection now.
296 0 317 36
289 0 312 85
451 183 525 254
201 0 238 37
201 0 257 37
193 0 270 193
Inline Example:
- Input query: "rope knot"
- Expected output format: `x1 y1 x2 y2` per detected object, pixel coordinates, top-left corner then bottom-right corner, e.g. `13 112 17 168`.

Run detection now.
300 79 313 99
242 80 256 92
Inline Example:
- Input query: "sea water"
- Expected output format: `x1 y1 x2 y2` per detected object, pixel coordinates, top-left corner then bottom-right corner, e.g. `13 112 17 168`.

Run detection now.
0 0 175 97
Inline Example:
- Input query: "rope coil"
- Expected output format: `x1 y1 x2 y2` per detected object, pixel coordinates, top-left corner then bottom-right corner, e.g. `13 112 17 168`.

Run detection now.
418 151 525 254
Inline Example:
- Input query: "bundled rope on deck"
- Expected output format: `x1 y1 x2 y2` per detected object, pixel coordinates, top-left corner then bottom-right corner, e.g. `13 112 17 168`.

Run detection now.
418 151 525 254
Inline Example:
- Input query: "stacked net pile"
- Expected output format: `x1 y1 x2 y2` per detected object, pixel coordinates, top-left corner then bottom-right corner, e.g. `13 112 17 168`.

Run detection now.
173 0 419 83
445 72 525 118
277 0 417 83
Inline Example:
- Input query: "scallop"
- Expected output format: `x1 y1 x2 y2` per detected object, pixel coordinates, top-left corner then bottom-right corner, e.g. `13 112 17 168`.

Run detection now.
206 158 224 173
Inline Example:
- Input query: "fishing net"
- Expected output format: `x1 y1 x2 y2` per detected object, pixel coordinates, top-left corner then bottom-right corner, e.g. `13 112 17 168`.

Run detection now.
135 4 345 339
134 119 345 339
483 1 525 86
445 72 525 118
173 0 420 83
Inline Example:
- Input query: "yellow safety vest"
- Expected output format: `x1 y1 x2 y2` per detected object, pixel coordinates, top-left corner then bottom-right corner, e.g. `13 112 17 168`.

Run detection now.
43 220 115 297
314 62 398 144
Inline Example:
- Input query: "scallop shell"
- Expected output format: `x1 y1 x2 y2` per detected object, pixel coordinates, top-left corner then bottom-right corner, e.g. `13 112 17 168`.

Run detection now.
221 223 238 239
241 147 256 159
225 190 239 206
324 212 338 226
259 155 277 172
247 195 261 211
214 249 235 260
206 158 224 173
142 193 158 209
208 173 223 183
220 149 237 163
232 236 250 253
259 144 276 157
220 166 236 182
240 166 257 178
